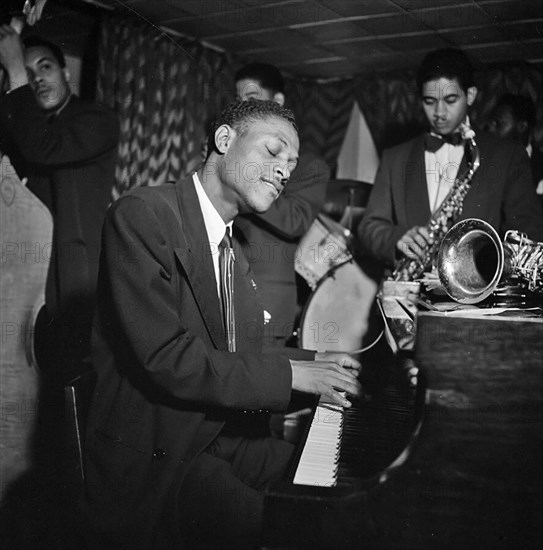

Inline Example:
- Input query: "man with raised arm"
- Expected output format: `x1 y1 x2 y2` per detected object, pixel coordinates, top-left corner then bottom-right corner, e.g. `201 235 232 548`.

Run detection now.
0 29 119 381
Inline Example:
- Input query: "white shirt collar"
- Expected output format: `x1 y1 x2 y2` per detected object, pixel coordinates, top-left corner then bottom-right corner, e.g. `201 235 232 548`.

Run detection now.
526 142 533 158
192 173 232 294
424 117 470 214
429 115 473 141
192 172 231 247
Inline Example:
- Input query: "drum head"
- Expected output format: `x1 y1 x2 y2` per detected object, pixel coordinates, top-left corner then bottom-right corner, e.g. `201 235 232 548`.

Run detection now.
294 214 351 290
299 261 378 352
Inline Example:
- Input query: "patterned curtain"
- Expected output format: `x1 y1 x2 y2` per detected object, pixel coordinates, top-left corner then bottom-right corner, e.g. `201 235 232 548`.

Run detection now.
353 65 543 153
95 11 543 195
353 72 426 154
286 78 354 174
96 15 233 197
473 65 543 148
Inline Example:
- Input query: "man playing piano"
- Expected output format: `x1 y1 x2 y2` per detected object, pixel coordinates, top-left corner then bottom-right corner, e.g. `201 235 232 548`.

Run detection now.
82 99 361 550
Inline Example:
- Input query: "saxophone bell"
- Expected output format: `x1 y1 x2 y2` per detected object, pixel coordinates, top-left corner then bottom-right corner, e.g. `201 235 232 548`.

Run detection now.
391 126 480 282
437 218 513 304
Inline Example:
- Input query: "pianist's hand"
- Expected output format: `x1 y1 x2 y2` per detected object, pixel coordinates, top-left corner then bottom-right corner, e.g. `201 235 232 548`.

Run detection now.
290 353 361 408
314 352 361 372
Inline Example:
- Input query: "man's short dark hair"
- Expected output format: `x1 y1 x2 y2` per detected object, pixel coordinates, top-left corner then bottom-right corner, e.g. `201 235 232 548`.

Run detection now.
23 36 66 68
234 63 285 95
417 48 474 94
206 99 296 158
493 93 536 128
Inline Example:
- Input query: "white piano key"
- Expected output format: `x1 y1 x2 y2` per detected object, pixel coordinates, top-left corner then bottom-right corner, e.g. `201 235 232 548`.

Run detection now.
293 403 345 486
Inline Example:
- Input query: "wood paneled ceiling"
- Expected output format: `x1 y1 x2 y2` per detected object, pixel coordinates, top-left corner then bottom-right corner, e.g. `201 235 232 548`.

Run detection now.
32 0 543 79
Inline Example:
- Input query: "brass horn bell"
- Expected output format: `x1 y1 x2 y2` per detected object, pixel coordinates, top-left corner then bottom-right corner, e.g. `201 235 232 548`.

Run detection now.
437 218 512 304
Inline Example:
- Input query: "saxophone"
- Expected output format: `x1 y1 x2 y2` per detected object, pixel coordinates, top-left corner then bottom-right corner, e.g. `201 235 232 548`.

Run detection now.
437 219 543 304
393 123 481 281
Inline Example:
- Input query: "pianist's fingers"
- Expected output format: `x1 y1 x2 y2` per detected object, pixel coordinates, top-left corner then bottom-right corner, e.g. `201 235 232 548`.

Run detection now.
290 360 362 407
314 352 361 372
329 389 356 408
329 367 362 403
323 379 360 408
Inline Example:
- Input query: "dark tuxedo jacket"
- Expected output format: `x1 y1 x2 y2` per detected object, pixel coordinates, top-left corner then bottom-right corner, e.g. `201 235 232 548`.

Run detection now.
359 131 543 264
531 145 543 212
530 145 543 188
83 177 313 549
0 86 119 325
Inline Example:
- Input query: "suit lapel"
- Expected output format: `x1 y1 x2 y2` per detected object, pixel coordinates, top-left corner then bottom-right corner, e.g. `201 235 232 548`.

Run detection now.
231 226 264 353
404 136 432 227
173 178 226 350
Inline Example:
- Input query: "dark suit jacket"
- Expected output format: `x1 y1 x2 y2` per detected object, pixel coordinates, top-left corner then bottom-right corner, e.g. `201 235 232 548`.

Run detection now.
0 85 119 324
235 152 329 339
359 131 543 264
530 145 543 189
531 145 543 212
83 177 314 549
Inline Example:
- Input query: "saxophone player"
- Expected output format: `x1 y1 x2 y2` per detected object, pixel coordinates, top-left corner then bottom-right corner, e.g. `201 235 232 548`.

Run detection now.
358 48 543 275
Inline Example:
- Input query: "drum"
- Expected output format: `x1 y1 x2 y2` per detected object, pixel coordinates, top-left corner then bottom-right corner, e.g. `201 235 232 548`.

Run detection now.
298 260 378 352
295 214 352 290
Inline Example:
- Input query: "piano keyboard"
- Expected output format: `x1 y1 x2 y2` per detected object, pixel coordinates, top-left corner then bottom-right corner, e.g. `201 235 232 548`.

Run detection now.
291 383 420 488
292 401 343 486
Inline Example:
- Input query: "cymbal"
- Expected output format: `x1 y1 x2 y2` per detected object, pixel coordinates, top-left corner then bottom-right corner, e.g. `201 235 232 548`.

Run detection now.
325 179 373 208
330 178 373 189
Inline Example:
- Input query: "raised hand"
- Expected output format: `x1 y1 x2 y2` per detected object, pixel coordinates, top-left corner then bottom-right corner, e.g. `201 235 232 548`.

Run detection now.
0 24 27 89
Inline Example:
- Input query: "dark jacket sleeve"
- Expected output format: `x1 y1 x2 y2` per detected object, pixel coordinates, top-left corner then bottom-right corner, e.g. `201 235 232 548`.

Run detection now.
0 85 119 167
358 148 407 264
249 153 329 239
498 139 543 242
98 195 293 412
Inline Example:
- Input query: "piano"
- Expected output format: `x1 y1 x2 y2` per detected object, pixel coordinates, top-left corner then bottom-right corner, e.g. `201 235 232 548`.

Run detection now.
262 305 543 549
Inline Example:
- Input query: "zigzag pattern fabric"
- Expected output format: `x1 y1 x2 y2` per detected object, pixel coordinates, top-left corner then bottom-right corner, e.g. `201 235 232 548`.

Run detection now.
352 67 543 154
96 15 232 197
475 66 543 147
286 79 354 172
96 14 543 191
353 72 425 153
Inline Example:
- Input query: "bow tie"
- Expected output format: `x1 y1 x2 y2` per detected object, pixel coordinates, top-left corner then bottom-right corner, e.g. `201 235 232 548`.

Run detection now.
424 132 464 153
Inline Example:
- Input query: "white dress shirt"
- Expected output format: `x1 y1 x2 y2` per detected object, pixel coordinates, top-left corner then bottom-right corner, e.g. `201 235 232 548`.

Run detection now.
425 140 465 214
192 172 232 299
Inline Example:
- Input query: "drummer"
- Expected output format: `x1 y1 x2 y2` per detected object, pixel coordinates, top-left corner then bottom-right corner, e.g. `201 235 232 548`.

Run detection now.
234 62 330 348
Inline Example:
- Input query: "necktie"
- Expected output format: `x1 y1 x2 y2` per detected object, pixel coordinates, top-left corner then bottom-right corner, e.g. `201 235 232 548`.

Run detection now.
219 231 236 352
424 132 464 153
